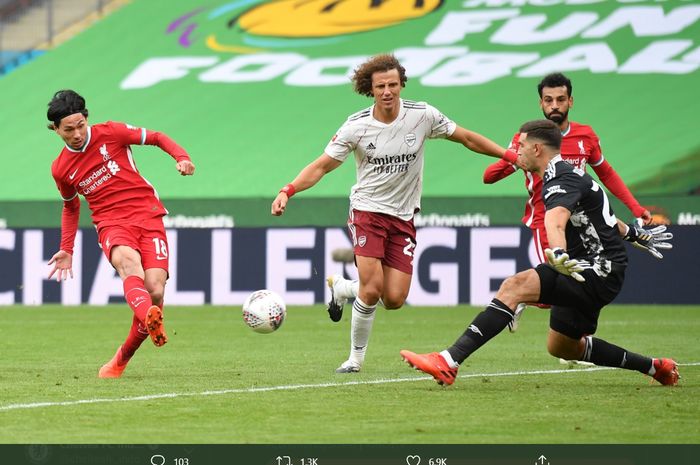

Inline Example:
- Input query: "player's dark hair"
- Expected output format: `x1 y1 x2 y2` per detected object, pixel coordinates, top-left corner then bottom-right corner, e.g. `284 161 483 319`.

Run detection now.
537 72 572 98
519 119 562 150
352 54 407 97
47 89 88 130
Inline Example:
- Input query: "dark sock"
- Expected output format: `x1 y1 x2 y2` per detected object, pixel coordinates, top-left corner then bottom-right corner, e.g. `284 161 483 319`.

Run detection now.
447 298 514 364
582 336 653 374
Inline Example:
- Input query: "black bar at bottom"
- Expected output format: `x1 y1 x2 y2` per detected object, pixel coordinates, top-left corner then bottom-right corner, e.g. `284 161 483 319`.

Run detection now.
4 444 698 465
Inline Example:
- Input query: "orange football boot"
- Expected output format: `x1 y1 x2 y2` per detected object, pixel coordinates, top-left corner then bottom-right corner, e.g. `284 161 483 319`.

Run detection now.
98 346 128 378
145 305 168 347
652 358 679 386
400 350 458 386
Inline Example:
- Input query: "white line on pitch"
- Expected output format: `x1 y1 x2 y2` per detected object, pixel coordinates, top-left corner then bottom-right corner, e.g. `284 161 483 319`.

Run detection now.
2 362 698 413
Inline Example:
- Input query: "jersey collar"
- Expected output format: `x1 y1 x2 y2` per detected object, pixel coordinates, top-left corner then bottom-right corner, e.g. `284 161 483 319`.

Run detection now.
64 126 92 153
544 154 563 180
560 123 571 137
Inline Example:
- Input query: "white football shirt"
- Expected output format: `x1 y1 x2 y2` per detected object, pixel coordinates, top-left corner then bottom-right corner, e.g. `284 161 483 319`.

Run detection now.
324 99 456 220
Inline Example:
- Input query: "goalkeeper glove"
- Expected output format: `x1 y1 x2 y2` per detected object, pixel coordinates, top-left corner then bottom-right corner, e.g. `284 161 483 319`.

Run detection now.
622 220 673 260
545 247 585 283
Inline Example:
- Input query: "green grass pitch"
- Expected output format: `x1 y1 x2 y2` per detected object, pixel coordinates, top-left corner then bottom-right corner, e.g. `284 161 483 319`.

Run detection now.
0 304 697 443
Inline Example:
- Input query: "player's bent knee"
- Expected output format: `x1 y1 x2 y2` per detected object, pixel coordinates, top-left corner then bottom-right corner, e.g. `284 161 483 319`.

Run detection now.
547 339 579 360
144 280 165 306
359 283 382 304
149 289 164 306
497 270 539 306
382 298 405 310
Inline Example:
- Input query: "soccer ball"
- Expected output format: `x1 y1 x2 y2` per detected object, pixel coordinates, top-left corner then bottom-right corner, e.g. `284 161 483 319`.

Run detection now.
242 289 286 334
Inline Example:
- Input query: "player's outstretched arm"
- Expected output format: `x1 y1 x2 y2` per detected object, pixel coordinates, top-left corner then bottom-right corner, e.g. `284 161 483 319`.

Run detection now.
592 160 651 224
448 126 505 158
137 127 195 175
448 126 521 166
50 195 79 282
483 158 517 184
484 133 525 183
271 153 342 216
619 219 673 259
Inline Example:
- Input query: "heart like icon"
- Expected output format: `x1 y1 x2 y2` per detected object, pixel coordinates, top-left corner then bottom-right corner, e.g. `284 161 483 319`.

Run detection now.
406 455 421 465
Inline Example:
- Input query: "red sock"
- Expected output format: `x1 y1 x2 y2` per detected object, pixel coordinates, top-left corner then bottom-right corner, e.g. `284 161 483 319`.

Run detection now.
121 315 149 361
123 275 152 323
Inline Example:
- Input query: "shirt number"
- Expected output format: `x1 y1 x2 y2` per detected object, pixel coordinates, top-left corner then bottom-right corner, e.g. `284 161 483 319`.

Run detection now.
152 238 169 260
591 180 617 228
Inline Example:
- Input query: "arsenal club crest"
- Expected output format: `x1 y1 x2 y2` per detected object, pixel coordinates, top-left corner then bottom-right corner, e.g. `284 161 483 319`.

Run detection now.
405 133 416 147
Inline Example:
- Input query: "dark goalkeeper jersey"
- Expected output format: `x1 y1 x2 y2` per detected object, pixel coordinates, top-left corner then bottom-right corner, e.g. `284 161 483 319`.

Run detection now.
542 155 627 274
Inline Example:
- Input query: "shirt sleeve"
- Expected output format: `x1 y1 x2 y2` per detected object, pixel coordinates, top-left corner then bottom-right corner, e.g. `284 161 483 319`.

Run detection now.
59 196 80 255
587 130 604 167
543 172 583 213
51 161 78 201
483 158 517 183
324 120 357 162
107 120 146 146
426 104 457 139
108 121 191 161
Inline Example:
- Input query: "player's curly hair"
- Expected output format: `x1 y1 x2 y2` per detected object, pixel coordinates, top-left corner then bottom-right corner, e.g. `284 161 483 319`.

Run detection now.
47 89 89 130
537 73 572 98
519 119 562 150
352 54 408 97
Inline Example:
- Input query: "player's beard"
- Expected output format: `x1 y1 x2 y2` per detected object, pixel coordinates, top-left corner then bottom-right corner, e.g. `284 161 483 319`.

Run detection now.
545 109 568 124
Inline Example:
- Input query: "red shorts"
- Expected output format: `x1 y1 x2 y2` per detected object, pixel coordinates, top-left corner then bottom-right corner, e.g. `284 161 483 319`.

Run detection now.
96 217 169 271
347 209 416 275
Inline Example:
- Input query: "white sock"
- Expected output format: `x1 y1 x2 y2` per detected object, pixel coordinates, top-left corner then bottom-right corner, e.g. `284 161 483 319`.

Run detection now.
440 350 459 369
348 296 376 366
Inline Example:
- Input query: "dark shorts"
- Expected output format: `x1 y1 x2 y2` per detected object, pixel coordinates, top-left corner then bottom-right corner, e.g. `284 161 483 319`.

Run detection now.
347 209 416 275
97 217 169 272
536 262 625 339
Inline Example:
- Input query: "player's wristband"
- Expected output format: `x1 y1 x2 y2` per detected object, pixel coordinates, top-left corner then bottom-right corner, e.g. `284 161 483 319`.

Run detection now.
502 149 518 164
551 247 566 258
279 183 296 198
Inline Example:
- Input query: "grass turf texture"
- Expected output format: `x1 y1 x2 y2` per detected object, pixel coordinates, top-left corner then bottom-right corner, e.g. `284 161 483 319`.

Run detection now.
0 304 697 443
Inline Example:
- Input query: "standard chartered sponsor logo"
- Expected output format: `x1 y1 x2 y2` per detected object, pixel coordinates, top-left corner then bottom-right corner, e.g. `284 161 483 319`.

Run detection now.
79 162 120 195
107 160 120 175
78 166 107 188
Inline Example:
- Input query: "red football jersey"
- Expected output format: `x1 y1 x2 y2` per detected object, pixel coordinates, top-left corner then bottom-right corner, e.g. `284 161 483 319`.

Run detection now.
51 121 183 228
485 122 603 229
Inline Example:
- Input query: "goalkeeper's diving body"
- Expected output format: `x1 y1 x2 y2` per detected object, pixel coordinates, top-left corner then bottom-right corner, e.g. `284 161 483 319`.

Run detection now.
483 73 653 333
401 119 678 387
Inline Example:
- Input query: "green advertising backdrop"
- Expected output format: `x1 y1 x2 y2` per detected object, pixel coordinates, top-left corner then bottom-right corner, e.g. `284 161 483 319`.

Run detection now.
1 0 699 226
